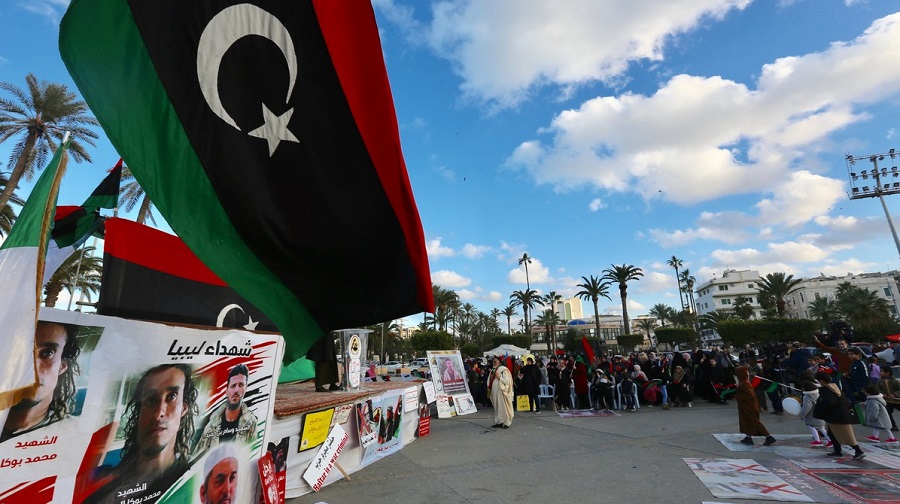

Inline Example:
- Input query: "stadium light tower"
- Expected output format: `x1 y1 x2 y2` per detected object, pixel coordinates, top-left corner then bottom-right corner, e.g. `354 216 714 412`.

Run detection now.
846 149 900 258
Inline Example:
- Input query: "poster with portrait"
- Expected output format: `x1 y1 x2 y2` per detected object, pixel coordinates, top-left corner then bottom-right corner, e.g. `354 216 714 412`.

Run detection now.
0 308 284 504
425 351 469 397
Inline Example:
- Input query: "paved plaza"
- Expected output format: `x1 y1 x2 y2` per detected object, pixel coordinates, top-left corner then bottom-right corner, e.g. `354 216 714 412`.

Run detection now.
289 400 889 504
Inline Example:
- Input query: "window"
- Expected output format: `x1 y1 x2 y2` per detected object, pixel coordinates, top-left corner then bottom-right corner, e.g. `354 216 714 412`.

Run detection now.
721 298 732 305
799 292 804 302
884 287 892 297
814 292 821 300
748 283 755 289
718 285 728 291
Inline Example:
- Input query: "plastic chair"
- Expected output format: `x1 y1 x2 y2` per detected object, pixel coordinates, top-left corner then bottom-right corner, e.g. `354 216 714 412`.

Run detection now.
616 382 640 410
538 384 555 410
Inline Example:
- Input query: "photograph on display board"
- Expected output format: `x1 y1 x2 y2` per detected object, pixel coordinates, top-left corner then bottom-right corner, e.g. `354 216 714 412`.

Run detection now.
426 351 469 397
1 320 103 444
355 399 379 449
0 309 284 504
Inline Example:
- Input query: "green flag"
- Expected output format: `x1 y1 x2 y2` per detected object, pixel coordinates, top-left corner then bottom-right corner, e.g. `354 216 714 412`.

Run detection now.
0 141 69 409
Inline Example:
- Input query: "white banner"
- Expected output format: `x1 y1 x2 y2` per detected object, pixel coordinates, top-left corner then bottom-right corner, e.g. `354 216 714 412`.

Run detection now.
0 308 284 503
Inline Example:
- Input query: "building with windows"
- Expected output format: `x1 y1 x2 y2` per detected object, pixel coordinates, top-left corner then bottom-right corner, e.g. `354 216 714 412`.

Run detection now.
784 271 900 319
694 269 765 343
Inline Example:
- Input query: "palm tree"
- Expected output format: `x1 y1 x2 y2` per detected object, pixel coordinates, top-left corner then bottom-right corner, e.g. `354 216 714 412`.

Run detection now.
0 171 25 236
649 303 675 327
667 256 685 311
431 285 459 331
679 269 697 314
575 275 611 342
0 73 99 214
510 288 541 335
756 272 802 317
837 286 892 337
518 252 533 290
501 304 516 334
43 246 102 308
636 318 657 347
602 264 644 334
808 297 839 327
119 165 156 224
732 296 755 320
534 309 562 353
698 310 734 333
542 290 562 316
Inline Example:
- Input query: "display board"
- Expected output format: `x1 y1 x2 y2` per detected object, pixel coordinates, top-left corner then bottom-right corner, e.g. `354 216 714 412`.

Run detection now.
0 308 284 503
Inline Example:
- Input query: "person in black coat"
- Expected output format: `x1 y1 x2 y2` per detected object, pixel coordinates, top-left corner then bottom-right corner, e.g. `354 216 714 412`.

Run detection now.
814 371 865 460
519 357 543 413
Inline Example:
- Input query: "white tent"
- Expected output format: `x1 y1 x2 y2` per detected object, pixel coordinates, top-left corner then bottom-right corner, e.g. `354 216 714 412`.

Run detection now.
483 344 530 357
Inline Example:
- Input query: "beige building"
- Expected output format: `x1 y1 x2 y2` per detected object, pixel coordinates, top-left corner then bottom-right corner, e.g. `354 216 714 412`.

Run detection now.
785 271 900 318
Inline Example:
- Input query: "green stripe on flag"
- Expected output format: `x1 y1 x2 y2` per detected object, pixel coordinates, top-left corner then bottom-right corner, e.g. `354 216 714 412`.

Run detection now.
765 381 779 394
60 0 321 360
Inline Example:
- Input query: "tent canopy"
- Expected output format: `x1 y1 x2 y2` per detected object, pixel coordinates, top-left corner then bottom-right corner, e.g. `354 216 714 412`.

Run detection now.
483 344 530 357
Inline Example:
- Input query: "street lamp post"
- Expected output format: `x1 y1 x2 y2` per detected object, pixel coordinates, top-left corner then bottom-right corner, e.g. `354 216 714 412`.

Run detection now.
846 149 900 258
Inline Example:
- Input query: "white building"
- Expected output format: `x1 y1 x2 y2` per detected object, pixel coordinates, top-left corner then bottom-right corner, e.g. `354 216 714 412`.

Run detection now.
694 269 765 342
785 271 900 318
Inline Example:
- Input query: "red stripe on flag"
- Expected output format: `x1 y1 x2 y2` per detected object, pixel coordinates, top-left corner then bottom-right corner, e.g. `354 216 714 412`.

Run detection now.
581 336 596 363
104 218 226 286
314 0 433 313
54 205 81 221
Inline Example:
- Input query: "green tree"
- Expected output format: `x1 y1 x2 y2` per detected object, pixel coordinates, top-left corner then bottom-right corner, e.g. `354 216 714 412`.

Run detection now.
460 342 481 358
679 269 697 315
409 330 455 352
0 172 25 236
431 285 459 331
699 309 733 333
510 288 541 335
542 290 563 317
518 252 533 290
0 74 99 214
649 304 676 327
836 286 893 341
534 308 562 354
654 327 698 348
602 264 643 334
732 296 755 320
667 256 685 311
636 318 657 347
575 275 611 342
43 246 102 308
500 304 516 334
808 297 839 329
119 165 156 224
756 272 802 317
616 334 644 351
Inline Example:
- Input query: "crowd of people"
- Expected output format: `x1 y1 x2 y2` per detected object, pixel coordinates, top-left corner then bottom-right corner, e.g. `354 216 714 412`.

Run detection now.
462 338 900 449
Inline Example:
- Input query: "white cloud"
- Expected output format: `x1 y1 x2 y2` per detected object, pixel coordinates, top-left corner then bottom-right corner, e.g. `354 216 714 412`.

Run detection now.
435 165 456 182
422 0 750 109
507 257 552 285
431 270 471 288
461 243 491 258
426 237 455 259
588 198 606 212
505 13 900 211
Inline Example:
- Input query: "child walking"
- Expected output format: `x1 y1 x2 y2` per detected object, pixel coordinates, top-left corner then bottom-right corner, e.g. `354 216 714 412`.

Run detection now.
863 385 898 443
798 381 831 447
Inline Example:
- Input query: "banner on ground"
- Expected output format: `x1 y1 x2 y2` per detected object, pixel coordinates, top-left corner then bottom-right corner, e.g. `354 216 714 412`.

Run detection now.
0 308 284 503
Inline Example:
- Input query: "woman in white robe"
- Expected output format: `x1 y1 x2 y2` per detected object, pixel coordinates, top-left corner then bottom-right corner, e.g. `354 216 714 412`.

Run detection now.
488 356 514 428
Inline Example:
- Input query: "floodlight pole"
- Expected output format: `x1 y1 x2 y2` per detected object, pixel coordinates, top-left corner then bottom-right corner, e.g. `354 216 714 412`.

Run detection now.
847 150 900 259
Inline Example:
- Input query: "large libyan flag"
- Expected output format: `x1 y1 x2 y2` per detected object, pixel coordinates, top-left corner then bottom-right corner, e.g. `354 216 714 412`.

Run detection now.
59 0 434 360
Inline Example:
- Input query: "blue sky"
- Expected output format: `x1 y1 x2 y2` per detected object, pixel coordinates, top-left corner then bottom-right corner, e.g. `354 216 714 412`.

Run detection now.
3 0 900 328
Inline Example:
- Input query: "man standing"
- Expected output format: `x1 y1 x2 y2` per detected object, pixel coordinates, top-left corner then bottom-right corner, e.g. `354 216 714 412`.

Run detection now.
83 364 199 503
1 321 81 442
488 356 514 429
196 364 259 453
200 445 239 504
